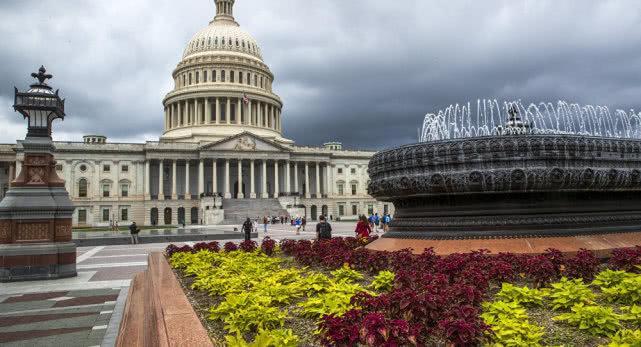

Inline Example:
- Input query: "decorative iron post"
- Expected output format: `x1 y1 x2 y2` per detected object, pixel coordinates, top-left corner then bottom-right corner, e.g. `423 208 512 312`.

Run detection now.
0 66 76 282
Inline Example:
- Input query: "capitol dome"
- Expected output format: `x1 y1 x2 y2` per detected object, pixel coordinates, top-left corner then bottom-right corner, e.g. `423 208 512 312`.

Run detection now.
161 0 289 144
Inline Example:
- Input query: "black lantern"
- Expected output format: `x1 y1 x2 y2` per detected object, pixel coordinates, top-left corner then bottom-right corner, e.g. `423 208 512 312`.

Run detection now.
13 66 65 138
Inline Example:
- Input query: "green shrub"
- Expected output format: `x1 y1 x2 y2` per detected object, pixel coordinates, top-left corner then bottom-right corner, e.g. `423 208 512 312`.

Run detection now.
487 318 545 347
481 301 529 325
548 277 596 310
300 273 332 295
209 293 287 334
602 276 641 305
553 304 623 337
592 269 635 290
495 283 547 307
604 329 641 347
330 264 364 283
369 270 395 292
620 305 641 324
225 328 299 347
298 281 369 319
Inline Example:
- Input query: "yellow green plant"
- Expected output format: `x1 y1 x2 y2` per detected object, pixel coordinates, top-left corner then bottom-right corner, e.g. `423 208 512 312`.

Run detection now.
603 329 641 347
620 305 641 324
369 270 395 292
495 283 547 307
548 277 596 310
330 264 364 283
486 318 544 347
592 269 635 290
602 275 641 305
481 301 528 326
553 304 623 337
225 328 299 347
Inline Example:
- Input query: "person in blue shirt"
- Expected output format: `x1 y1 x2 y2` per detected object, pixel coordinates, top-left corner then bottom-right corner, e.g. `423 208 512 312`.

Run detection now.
373 213 380 231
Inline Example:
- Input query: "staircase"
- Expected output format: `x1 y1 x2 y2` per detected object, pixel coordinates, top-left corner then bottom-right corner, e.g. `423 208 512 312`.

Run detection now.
221 199 289 224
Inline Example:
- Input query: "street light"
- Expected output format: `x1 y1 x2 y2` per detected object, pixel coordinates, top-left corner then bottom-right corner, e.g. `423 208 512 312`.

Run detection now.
13 65 66 138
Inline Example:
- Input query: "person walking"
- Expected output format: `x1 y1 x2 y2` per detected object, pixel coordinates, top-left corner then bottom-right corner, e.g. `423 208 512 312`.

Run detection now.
374 213 380 232
253 218 259 233
295 217 302 235
316 215 332 240
263 216 269 234
129 222 141 244
242 218 253 241
301 216 307 231
382 213 391 232
355 215 372 239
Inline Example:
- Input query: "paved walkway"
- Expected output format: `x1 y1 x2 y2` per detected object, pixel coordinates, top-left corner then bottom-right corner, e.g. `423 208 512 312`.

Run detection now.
0 222 367 347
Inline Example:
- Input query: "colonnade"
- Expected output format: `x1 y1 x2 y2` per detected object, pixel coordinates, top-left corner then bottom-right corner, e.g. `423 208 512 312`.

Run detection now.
144 159 329 200
164 97 281 132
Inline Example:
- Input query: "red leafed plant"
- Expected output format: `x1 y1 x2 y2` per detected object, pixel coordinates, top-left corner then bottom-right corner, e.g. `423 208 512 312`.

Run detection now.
239 240 257 252
223 241 238 252
609 246 641 272
261 237 277 256
564 249 599 280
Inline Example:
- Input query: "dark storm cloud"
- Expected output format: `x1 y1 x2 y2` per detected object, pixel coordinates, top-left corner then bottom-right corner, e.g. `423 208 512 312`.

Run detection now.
1 0 641 149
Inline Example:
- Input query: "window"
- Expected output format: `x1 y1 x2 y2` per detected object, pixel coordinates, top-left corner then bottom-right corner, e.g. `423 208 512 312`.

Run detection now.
212 70 216 82
352 205 358 215
182 75 186 86
55 164 63 171
221 70 226 82
338 184 344 196
79 164 87 172
368 205 374 216
122 165 129 172
195 71 200 83
337 168 343 174
189 73 192 85
121 184 129 197
351 184 357 195
247 73 251 85
78 178 88 198
204 70 208 82
254 75 257 86
351 168 356 174
78 209 87 223
338 205 345 216
103 164 110 172
103 184 110 197
121 208 129 221
230 70 235 83
102 208 110 222
240 72 244 84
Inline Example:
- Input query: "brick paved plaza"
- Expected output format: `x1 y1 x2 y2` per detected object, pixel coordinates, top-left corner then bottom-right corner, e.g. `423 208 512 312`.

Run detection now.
0 222 368 347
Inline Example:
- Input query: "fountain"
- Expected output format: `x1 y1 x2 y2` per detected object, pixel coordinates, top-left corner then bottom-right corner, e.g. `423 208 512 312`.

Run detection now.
368 100 641 240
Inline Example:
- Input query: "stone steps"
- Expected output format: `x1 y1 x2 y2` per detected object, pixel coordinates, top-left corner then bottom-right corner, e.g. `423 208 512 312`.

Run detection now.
222 198 288 224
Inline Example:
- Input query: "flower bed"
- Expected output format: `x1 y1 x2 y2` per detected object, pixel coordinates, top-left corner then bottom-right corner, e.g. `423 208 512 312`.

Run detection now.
167 240 641 346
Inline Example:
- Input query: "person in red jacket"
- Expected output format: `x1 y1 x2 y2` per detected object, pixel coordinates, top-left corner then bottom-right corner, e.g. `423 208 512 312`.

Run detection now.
355 215 372 239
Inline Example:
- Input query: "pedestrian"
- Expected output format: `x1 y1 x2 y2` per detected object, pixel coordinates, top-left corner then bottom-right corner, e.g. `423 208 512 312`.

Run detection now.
316 215 332 240
301 216 307 231
355 215 372 239
242 217 253 241
374 213 380 231
253 218 259 233
263 216 268 234
295 217 302 235
383 213 391 232
368 214 375 231
129 222 141 244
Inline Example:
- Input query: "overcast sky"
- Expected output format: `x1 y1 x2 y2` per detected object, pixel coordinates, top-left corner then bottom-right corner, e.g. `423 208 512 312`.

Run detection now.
1 0 641 149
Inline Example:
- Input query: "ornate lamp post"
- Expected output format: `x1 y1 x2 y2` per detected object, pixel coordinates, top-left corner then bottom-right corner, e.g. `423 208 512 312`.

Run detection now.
0 66 76 282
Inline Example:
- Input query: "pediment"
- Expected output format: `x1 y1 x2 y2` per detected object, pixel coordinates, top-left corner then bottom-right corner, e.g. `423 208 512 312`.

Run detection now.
199 132 290 153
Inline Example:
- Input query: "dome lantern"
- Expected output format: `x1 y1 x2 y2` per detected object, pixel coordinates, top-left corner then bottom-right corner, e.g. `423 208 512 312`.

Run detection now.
213 0 237 25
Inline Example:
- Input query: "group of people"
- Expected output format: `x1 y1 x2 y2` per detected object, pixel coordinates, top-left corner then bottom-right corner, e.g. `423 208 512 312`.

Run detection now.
355 213 392 239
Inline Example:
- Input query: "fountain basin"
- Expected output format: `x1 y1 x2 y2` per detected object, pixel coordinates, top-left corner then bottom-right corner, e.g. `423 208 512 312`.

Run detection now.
368 134 641 239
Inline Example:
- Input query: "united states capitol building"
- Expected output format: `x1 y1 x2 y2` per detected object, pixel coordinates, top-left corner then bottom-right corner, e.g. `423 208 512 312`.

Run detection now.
0 0 393 227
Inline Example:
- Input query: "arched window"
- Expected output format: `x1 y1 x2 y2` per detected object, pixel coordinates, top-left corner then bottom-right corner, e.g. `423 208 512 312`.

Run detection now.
189 73 192 85
204 70 208 82
221 70 226 82
78 178 88 198
182 75 186 86
260 76 263 88
247 73 251 85
254 75 258 86
212 70 216 82
230 70 235 83
195 71 200 84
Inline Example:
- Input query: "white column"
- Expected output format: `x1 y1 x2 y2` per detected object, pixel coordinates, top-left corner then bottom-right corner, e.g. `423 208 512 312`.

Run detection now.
226 98 231 124
195 98 200 125
183 100 187 125
8 163 15 183
315 162 321 197
198 159 205 195
237 160 244 199
16 160 22 177
236 98 242 125
215 97 220 124
294 162 299 194
185 161 191 199
205 98 210 124
212 160 218 194
248 101 253 126
285 160 291 194
325 163 330 197
273 160 279 198
261 160 268 198
171 160 177 199
144 160 150 199
304 162 310 198
158 160 164 200
258 102 262 127
250 160 256 198
224 159 231 198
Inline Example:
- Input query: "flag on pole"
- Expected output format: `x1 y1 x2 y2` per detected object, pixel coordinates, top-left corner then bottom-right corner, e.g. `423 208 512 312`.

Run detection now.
242 93 250 105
